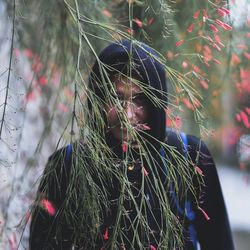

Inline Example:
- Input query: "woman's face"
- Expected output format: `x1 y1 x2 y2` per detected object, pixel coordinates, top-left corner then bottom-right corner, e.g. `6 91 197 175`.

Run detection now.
105 76 150 142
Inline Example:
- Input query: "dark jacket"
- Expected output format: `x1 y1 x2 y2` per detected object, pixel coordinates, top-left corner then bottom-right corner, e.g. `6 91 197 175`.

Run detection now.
30 40 234 250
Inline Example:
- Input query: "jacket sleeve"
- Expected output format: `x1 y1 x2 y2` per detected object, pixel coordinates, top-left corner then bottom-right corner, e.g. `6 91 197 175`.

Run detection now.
187 135 235 250
29 147 73 250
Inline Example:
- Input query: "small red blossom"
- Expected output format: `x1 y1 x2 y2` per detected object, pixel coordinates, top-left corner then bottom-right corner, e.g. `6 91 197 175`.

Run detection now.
217 7 231 17
245 107 250 115
183 98 194 110
210 24 218 32
58 103 69 113
212 58 221 65
176 39 185 47
134 18 143 28
182 61 188 69
236 113 241 122
195 166 204 176
246 33 250 38
102 9 112 18
198 206 210 221
39 76 48 85
187 23 195 33
215 19 232 30
41 199 56 215
150 245 157 250
193 10 200 19
199 80 209 89
24 48 34 59
212 43 221 51
206 36 213 43
231 54 241 65
127 28 134 36
202 9 208 21
243 52 250 60
103 227 108 240
122 142 127 153
143 167 149 176
240 111 250 128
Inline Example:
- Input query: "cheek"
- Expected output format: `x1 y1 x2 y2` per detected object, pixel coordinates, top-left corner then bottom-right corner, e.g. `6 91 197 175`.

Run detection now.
105 106 119 125
135 104 150 122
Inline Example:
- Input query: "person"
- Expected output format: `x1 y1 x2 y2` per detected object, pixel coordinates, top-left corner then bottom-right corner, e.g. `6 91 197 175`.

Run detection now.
30 40 234 250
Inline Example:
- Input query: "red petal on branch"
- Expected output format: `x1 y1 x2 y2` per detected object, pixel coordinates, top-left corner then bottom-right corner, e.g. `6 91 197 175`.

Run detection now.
134 18 143 28
212 43 221 51
206 36 213 43
240 111 250 128
193 10 200 19
102 9 112 18
103 228 108 240
202 9 208 21
210 24 218 32
143 167 149 176
176 39 185 47
214 34 220 43
231 54 241 65
243 52 250 60
24 49 34 59
246 33 250 38
212 58 221 65
41 199 56 215
245 107 250 115
221 7 231 15
122 142 127 152
150 245 157 250
236 113 241 122
195 166 204 176
183 98 194 110
218 41 225 48
182 61 188 69
187 23 195 33
237 44 248 50
58 103 69 113
198 206 210 221
127 28 134 36
39 76 47 85
199 80 209 89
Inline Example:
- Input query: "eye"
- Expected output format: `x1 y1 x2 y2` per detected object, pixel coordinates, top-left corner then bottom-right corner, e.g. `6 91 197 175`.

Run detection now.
133 94 148 105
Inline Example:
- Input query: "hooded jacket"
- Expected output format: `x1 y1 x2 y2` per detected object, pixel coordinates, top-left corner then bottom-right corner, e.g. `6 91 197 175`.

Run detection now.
30 40 234 250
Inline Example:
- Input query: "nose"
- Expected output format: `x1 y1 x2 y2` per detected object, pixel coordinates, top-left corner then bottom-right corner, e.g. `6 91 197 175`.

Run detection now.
124 102 135 121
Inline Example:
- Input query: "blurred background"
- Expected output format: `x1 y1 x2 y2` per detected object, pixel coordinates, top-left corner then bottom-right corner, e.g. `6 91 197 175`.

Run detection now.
0 0 249 249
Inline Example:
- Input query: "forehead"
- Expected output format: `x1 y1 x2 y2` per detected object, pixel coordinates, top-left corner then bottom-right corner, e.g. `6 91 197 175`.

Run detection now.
113 76 142 94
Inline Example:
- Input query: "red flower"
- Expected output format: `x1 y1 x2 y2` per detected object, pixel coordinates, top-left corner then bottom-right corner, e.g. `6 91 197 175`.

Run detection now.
212 43 221 51
41 199 56 215
215 19 232 30
240 111 250 128
39 76 47 85
244 52 250 60
195 166 204 176
210 24 218 32
212 58 221 65
176 39 185 47
193 10 200 19
103 227 108 240
102 9 112 18
198 206 210 221
217 7 231 17
122 142 127 152
143 167 149 176
187 23 195 33
134 18 143 28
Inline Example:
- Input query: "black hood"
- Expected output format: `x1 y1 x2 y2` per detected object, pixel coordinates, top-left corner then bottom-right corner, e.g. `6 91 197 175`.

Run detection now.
89 40 167 148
